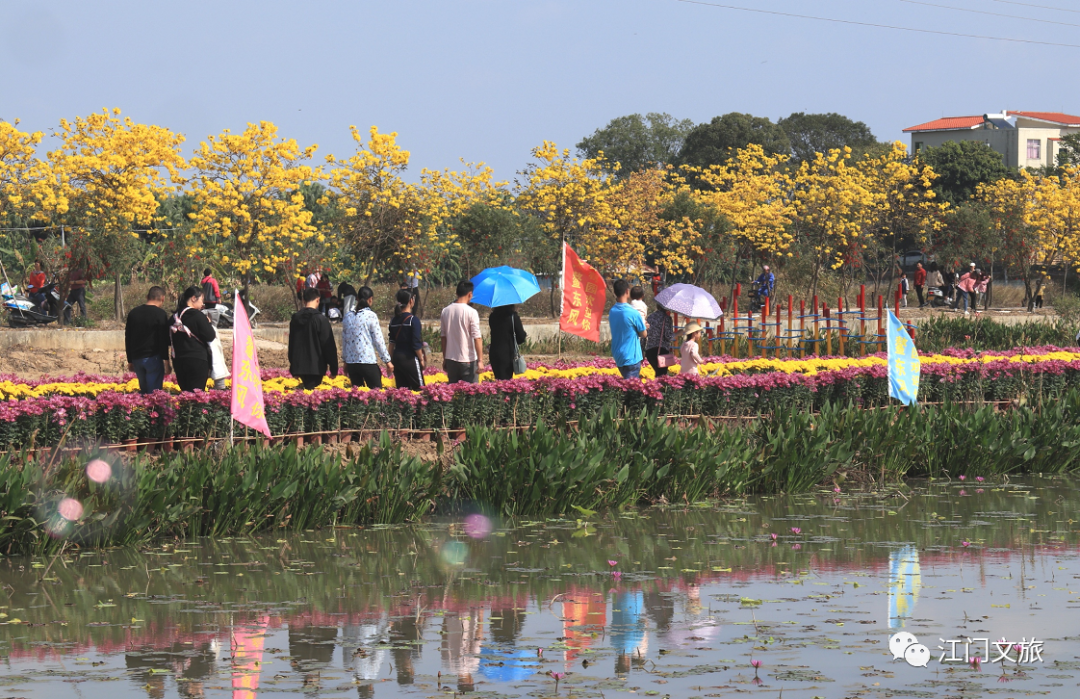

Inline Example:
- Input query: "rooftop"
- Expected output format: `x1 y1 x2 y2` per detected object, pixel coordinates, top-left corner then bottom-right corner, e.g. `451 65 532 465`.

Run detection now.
904 111 1080 133
903 116 985 133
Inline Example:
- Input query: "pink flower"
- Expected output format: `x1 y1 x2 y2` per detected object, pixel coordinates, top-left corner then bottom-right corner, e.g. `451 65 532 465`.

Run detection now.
612 571 622 581
962 541 971 547
770 533 777 540
607 560 618 567
833 486 841 493
959 489 967 496
976 476 985 482
792 543 802 550
790 527 801 535
750 659 762 668
971 656 981 671
959 475 966 481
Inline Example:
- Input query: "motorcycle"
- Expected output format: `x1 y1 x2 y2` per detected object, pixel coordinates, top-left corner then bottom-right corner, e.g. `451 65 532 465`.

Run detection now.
748 281 772 314
2 282 58 328
203 295 260 329
926 286 951 308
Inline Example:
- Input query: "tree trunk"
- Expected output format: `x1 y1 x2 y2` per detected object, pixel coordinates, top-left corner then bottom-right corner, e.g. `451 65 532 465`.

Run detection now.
114 273 124 322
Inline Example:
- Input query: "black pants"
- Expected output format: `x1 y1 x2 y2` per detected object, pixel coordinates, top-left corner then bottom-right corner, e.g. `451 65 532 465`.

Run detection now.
915 285 925 307
174 358 210 392
969 290 978 310
392 353 424 391
645 347 670 377
64 287 86 321
297 374 323 390
346 363 383 389
1035 295 1044 309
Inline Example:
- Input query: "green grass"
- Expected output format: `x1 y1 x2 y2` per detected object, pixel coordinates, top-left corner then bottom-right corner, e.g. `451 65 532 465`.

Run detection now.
6 389 1080 554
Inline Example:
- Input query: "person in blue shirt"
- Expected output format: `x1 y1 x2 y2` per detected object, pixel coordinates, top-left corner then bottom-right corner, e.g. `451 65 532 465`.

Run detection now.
755 265 775 297
609 279 647 379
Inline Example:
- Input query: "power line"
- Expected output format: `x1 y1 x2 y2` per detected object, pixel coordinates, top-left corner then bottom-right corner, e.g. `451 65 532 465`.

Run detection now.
672 0 1080 48
899 0 1080 28
992 0 1080 14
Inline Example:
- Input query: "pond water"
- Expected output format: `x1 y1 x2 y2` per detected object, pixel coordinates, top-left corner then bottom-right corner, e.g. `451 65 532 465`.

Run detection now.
2 477 1080 698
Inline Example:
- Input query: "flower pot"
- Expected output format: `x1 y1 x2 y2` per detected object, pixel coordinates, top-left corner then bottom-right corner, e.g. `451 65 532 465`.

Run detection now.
312 434 323 446
162 440 175 454
452 429 467 443
124 439 137 453
326 432 339 444
415 431 431 442
294 436 305 448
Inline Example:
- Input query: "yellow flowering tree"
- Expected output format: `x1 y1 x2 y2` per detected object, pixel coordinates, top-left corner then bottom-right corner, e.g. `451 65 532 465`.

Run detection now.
43 108 186 320
187 121 319 283
859 143 946 296
788 147 876 299
1028 166 1080 279
0 120 52 223
595 167 701 277
687 145 793 294
327 126 501 285
515 141 621 272
977 173 1043 306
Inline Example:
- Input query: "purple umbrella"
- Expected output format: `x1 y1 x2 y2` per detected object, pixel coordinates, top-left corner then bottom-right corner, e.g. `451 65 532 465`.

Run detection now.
654 283 723 320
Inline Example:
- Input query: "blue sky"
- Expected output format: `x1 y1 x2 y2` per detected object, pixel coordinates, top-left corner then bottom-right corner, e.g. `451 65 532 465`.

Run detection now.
2 0 1077 181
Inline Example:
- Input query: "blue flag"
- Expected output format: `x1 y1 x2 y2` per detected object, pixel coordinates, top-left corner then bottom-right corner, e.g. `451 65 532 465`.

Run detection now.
886 311 920 406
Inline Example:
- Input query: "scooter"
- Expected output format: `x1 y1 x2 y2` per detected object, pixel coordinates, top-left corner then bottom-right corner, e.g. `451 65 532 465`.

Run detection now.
203 295 260 329
748 281 771 314
926 286 950 308
2 282 58 328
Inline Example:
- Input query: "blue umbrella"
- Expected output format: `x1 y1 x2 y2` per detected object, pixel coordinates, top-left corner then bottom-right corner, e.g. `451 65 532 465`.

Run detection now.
477 648 539 683
654 283 723 321
469 267 541 308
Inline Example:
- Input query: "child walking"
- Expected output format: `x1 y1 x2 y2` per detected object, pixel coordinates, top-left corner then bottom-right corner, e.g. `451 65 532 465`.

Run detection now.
679 322 705 376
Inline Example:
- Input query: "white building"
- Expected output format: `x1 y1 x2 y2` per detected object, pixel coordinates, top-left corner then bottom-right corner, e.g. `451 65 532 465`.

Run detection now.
903 111 1080 169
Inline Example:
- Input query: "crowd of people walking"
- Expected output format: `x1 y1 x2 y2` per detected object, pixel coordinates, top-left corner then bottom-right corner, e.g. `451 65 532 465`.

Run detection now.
123 275 530 395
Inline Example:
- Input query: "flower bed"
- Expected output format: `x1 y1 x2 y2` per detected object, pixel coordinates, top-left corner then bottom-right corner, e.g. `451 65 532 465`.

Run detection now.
1 347 1080 448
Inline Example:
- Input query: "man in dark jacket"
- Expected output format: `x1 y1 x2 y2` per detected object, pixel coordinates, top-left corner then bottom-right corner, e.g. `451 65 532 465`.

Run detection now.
125 286 172 394
289 288 338 390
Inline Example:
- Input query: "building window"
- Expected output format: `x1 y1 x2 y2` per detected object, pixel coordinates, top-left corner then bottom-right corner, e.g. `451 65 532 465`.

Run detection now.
914 141 924 153
1027 139 1041 160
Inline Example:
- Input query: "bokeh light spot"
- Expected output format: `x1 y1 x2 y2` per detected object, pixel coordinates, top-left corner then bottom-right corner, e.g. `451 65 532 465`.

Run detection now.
58 498 83 522
441 541 469 566
464 513 493 539
86 459 112 484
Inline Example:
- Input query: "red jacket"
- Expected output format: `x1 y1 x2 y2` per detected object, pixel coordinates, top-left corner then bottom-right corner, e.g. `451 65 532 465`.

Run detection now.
27 271 46 293
914 268 926 286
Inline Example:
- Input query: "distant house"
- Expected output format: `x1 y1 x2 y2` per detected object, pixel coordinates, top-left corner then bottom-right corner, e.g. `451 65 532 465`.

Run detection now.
903 111 1080 169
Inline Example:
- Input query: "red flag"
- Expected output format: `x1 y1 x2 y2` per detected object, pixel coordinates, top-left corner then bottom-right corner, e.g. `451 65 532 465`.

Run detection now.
560 243 606 342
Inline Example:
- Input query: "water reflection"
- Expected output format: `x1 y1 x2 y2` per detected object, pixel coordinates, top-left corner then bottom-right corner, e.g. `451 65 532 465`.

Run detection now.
888 545 921 629
2 477 1079 698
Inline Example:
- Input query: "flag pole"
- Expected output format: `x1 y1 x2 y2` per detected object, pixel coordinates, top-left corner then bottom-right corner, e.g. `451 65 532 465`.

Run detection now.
230 288 236 448
558 240 565 360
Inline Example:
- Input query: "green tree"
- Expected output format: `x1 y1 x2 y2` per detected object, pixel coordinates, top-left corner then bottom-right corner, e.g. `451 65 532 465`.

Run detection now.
1057 132 1080 168
778 112 880 164
919 141 1010 205
576 113 694 177
677 112 790 171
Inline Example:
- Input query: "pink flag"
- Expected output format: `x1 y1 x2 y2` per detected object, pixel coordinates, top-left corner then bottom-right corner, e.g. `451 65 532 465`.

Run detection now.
231 292 272 437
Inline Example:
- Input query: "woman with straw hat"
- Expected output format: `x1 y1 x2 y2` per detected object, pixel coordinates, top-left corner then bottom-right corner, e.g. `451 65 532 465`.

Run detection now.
679 322 705 376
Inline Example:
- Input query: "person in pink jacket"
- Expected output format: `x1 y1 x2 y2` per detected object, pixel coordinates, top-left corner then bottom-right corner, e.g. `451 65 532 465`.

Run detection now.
679 322 705 376
956 263 977 314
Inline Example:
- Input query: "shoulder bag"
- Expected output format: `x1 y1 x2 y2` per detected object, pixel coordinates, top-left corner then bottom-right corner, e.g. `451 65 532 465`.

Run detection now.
511 314 527 375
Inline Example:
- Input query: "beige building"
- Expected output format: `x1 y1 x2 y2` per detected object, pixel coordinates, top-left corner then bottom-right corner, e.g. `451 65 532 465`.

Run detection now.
904 111 1080 169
